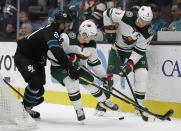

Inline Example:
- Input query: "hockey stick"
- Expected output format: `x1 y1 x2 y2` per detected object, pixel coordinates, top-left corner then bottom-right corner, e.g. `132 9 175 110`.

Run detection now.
123 72 149 121
113 44 171 121
112 44 149 121
3 79 24 98
79 76 173 121
79 67 173 121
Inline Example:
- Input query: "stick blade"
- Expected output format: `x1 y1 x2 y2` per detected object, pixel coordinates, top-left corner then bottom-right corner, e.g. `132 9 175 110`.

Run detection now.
160 109 174 120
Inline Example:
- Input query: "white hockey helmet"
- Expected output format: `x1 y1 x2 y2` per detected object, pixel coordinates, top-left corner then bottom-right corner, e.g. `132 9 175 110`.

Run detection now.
79 20 97 40
138 6 153 22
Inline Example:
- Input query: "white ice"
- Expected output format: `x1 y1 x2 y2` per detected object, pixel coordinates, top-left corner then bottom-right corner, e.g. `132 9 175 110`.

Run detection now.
32 103 181 131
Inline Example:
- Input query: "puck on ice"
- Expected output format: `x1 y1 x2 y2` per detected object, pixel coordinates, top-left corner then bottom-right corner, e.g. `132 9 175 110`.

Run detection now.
119 117 124 120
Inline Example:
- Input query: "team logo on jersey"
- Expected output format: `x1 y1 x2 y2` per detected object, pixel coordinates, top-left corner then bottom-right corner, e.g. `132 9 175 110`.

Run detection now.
68 32 76 39
28 65 35 73
126 11 133 17
54 32 59 38
122 35 137 43
108 65 114 70
148 27 154 35
63 13 67 18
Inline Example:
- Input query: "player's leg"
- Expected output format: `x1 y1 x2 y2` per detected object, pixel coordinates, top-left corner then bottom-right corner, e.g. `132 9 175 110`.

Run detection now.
14 52 45 118
134 54 148 116
63 76 85 122
94 48 128 113
134 54 148 106
79 68 118 115
134 68 148 105
51 66 85 122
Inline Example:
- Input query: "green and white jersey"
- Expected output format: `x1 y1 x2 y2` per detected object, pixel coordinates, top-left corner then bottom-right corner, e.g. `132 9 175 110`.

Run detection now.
48 31 107 78
103 8 154 64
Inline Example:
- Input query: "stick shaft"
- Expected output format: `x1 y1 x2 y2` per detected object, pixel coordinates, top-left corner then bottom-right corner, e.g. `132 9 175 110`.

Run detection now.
3 79 24 98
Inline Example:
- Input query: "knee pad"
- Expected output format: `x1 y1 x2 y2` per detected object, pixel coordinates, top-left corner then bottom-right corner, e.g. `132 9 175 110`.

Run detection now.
63 76 81 102
135 68 148 93
83 81 106 102
28 75 45 91
63 76 80 94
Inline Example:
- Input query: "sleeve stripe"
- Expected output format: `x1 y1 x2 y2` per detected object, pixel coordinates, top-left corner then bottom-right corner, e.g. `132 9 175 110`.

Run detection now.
135 45 146 52
107 8 113 17
133 47 145 56
48 44 62 49
47 39 58 45
87 59 101 66
88 59 99 64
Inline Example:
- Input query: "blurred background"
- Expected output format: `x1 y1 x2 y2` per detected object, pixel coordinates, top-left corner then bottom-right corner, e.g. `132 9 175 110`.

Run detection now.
0 0 181 42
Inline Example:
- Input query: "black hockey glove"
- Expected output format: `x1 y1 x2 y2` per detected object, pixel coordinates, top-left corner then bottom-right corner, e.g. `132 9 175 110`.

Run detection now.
67 65 79 80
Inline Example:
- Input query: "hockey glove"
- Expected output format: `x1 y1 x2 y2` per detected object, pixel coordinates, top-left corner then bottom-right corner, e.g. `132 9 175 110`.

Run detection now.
103 73 114 91
69 54 80 69
120 60 134 76
67 65 79 80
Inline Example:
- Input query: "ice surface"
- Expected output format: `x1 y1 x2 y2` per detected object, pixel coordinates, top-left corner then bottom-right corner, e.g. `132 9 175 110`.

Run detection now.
33 103 181 131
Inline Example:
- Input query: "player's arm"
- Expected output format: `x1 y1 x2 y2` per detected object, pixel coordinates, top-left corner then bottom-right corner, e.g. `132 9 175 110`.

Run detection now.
47 32 79 80
103 8 125 43
129 35 153 65
121 34 154 75
47 37 71 69
87 48 113 89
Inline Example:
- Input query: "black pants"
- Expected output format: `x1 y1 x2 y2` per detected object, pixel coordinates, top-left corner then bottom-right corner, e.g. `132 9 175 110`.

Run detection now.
14 52 46 91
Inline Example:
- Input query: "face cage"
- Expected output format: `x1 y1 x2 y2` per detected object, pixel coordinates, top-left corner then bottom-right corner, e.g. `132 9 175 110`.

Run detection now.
137 17 151 26
81 33 97 41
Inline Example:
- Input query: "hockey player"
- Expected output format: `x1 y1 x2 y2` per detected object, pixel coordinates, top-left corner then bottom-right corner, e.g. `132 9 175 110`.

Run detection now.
14 10 79 118
101 6 154 113
47 20 118 122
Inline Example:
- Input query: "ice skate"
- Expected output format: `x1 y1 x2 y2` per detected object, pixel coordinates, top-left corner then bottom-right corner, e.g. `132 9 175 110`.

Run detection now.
24 105 40 118
76 108 85 124
103 99 119 111
95 102 107 116
134 106 156 121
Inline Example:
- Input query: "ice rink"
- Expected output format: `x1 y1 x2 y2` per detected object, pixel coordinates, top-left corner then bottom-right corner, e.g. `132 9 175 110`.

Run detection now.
33 103 181 131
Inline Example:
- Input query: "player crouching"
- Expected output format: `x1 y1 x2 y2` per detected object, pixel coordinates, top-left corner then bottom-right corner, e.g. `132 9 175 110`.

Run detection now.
48 20 119 123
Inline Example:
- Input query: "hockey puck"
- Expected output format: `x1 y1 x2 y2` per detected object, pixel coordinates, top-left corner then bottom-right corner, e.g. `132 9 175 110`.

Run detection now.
118 117 124 120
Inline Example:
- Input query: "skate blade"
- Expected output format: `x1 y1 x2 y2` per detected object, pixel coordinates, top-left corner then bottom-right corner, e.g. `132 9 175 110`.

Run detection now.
94 110 105 116
78 120 85 125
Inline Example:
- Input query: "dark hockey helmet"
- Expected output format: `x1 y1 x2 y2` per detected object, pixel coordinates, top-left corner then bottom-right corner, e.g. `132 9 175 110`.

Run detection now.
53 10 72 24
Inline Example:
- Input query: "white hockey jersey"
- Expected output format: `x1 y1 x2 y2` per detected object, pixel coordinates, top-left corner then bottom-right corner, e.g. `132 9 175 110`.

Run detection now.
47 31 107 78
103 8 154 64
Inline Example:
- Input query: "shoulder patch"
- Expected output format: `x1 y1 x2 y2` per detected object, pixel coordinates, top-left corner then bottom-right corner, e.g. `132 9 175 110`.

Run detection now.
126 11 133 17
68 32 76 39
148 27 154 35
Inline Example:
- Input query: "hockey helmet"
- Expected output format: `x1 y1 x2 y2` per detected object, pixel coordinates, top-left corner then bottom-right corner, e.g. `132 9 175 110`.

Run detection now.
53 10 72 24
130 5 140 12
79 20 97 40
138 6 153 22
